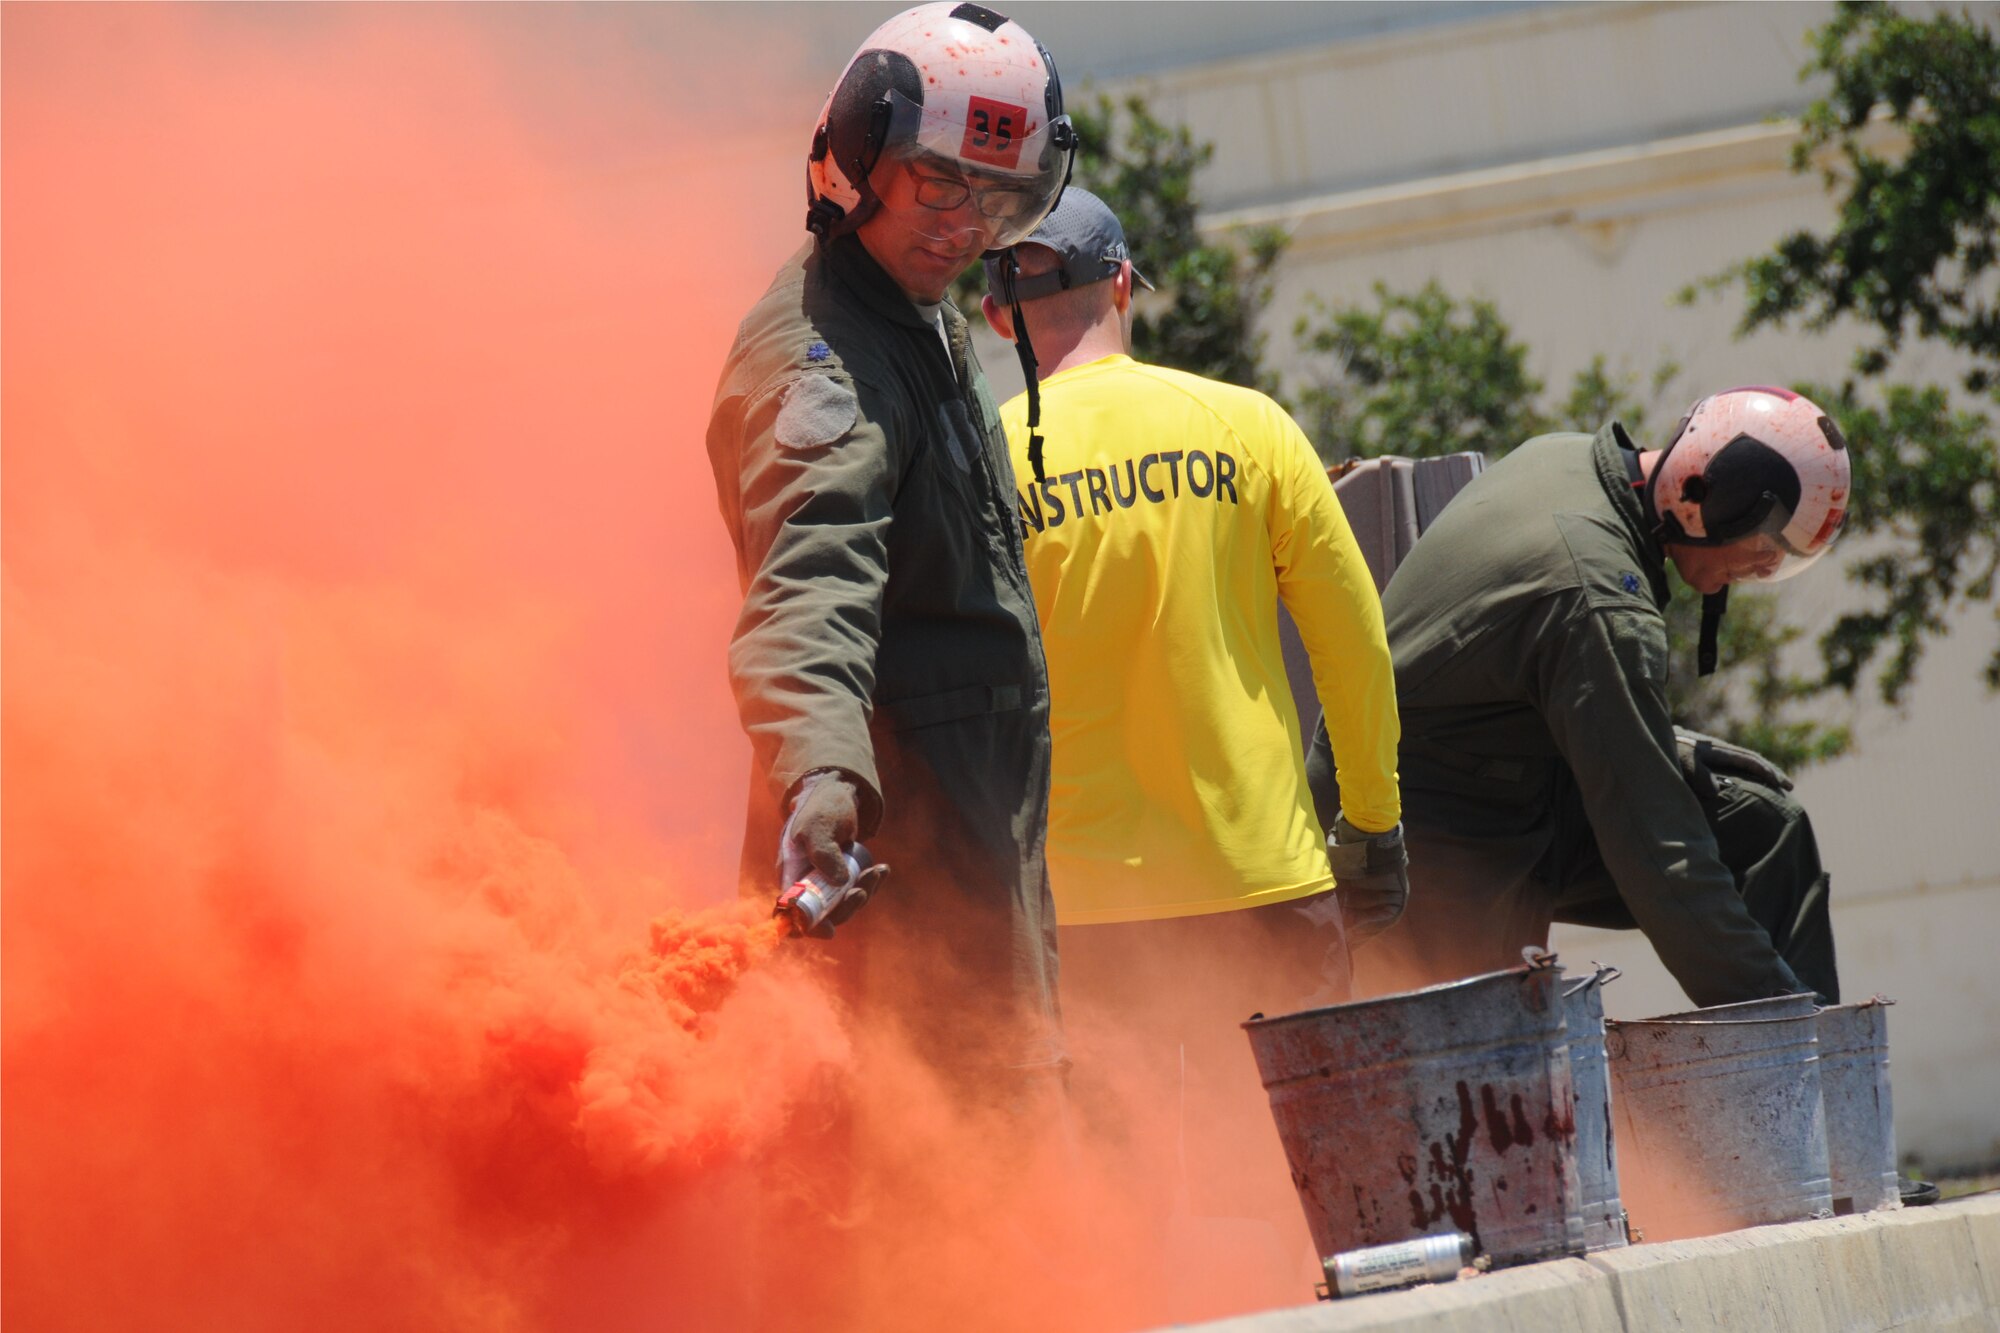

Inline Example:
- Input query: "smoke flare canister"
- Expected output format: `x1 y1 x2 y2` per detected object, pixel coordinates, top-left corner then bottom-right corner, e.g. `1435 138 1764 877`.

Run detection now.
775 845 873 936
1321 1232 1475 1298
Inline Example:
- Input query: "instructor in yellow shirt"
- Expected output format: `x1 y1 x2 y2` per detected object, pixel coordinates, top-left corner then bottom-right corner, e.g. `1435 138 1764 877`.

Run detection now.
981 189 1405 1231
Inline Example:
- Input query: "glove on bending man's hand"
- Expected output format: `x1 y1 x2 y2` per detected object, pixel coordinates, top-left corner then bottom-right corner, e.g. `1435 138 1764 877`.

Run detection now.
1326 814 1410 945
778 770 889 937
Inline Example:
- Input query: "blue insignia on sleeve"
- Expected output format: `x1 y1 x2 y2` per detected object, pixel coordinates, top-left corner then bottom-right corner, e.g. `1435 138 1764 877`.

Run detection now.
806 340 832 362
1621 571 1641 594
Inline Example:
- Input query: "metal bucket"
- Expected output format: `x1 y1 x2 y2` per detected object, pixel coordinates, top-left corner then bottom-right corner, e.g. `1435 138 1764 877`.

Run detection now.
1244 964 1584 1267
1817 1000 1899 1215
1562 970 1626 1251
1607 1011 1831 1242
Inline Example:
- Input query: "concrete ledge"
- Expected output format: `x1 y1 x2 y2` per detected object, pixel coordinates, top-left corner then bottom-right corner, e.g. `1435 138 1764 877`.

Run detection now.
1172 1195 2000 1333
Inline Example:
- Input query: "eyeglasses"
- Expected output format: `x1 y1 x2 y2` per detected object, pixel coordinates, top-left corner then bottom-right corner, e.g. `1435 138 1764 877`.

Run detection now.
910 171 1038 222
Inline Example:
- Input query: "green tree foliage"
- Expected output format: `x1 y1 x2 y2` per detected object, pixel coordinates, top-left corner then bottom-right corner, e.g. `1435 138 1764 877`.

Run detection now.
1293 282 1849 769
959 95 1286 391
1071 96 1289 391
1293 282 1547 462
1713 1 2000 389
1801 379 2000 698
1695 1 2000 704
1291 282 1675 464
1295 284 1681 464
1558 356 1684 445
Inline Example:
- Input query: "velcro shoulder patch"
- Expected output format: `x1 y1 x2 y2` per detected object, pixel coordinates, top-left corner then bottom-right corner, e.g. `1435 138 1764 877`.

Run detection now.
775 373 859 451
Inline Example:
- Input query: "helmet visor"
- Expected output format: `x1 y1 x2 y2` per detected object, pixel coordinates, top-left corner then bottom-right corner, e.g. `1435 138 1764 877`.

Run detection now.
875 90 1073 249
1715 495 1845 583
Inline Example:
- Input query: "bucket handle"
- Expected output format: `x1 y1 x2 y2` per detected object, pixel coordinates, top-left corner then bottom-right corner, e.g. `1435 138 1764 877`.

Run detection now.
1562 963 1622 998
1815 993 1896 1013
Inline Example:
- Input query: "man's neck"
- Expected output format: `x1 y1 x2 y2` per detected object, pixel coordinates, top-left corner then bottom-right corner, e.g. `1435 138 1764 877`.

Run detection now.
1038 323 1127 378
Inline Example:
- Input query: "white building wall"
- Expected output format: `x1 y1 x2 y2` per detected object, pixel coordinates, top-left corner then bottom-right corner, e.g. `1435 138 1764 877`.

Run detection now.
1099 1 1825 211
1016 0 2000 1170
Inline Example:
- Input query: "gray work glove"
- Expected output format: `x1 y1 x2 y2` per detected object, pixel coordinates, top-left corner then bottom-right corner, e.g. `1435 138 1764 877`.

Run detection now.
780 770 861 886
778 770 887 937
1326 814 1410 944
1674 727 1793 791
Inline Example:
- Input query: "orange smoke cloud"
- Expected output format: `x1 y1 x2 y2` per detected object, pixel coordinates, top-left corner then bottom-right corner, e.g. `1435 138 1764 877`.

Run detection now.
2 5 832 1327
3 7 1312 1330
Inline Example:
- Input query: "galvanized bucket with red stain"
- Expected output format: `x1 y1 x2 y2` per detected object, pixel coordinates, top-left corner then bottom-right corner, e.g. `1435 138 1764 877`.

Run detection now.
1243 964 1584 1267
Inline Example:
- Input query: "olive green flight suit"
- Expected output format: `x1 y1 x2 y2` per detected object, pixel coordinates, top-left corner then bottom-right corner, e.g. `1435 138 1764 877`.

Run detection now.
1308 425 1835 1007
706 234 1064 1090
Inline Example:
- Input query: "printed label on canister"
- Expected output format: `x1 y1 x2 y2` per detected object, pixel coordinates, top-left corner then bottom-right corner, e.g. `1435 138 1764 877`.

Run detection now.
1326 1232 1471 1297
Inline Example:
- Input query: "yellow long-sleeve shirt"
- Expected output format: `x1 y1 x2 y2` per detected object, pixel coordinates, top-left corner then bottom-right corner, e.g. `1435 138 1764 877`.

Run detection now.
1000 354 1400 924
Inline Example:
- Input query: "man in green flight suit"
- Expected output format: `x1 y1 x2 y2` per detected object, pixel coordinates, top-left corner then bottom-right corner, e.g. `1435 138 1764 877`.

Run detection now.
1309 386 1853 1008
704 4 1077 1099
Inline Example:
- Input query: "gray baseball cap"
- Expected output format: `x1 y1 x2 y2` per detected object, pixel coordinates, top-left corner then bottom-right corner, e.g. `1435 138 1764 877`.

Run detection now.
984 186 1156 303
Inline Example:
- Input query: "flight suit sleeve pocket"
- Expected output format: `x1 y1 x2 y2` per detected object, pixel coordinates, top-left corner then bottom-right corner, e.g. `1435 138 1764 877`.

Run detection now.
879 683 1024 731
774 373 860 451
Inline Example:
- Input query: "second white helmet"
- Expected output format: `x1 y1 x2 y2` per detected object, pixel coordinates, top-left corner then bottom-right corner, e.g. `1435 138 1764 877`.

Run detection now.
1646 385 1852 583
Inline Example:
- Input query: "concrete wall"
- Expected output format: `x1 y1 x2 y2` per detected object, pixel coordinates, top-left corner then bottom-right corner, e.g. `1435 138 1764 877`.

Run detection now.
976 1 2000 1169
1165 1194 2000 1333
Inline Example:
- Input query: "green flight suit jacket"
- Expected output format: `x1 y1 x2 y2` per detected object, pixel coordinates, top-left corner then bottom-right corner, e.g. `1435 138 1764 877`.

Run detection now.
705 234 1062 1075
1365 424 1803 1005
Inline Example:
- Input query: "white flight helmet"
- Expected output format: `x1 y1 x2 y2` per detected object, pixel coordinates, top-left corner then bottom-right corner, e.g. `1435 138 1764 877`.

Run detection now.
805 2 1075 250
1646 385 1852 583
1644 385 1853 676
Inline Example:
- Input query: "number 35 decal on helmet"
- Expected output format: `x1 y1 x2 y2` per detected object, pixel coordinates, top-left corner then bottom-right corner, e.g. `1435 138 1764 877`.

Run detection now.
962 96 1028 169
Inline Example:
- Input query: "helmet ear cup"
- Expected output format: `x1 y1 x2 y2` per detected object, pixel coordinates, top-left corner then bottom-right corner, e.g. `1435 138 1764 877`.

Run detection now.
1030 41 1073 204
1700 434 1800 542
826 49 923 197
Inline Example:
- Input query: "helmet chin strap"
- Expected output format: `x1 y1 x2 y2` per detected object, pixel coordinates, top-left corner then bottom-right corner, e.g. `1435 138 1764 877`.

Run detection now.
1697 586 1727 677
1002 250 1047 486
